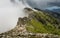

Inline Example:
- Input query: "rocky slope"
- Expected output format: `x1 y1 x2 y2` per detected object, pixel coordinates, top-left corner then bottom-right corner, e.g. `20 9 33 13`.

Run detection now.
0 8 60 38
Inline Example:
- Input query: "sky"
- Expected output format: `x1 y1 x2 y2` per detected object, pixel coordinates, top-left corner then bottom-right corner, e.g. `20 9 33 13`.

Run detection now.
26 0 60 9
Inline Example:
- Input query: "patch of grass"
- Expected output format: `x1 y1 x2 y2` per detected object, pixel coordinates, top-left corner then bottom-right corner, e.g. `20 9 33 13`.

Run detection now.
25 10 60 35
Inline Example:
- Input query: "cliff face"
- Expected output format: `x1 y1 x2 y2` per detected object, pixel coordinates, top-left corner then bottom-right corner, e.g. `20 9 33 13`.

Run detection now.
0 8 60 38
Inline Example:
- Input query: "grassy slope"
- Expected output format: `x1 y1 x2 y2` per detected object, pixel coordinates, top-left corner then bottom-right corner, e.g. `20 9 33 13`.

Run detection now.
25 10 60 35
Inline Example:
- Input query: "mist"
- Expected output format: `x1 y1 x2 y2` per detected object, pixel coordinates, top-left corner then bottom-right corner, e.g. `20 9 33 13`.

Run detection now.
0 0 27 33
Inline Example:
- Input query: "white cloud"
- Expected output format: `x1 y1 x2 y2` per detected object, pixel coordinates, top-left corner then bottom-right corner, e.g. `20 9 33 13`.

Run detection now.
0 0 26 33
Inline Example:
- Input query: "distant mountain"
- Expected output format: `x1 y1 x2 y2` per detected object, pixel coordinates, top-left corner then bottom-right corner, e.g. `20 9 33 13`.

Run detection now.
44 6 60 19
45 6 60 13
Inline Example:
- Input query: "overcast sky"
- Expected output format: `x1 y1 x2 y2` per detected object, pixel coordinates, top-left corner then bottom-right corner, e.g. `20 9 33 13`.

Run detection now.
26 0 60 9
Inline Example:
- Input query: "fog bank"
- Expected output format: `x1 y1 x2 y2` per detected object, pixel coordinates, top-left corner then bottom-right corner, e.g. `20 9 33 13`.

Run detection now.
0 0 26 33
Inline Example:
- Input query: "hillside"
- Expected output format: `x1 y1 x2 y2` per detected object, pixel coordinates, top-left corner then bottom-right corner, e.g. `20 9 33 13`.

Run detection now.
24 8 60 35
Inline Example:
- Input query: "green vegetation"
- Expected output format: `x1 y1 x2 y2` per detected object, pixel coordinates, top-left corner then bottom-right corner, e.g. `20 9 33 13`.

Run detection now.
25 9 60 35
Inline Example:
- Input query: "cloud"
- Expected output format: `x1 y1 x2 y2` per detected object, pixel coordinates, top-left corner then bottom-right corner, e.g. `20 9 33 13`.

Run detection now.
26 0 60 9
0 0 26 33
